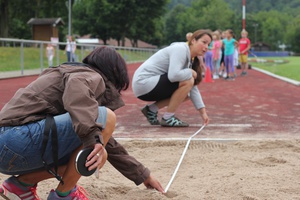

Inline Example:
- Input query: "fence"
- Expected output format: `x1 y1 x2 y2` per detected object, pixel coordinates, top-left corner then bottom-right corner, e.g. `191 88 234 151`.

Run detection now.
249 51 290 57
0 38 158 76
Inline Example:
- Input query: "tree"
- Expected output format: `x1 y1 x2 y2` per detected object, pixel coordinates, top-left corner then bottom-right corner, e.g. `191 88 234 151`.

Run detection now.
285 15 300 52
0 0 9 37
189 0 234 31
253 10 290 50
127 0 169 47
164 4 189 44
164 0 234 44
73 0 112 44
0 0 69 40
73 0 168 46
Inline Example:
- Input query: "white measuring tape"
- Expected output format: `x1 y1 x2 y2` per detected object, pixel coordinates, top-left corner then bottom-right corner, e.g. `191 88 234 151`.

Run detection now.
165 125 206 193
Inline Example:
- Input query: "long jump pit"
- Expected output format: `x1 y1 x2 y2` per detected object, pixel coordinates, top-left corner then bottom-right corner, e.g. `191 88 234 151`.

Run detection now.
0 63 300 199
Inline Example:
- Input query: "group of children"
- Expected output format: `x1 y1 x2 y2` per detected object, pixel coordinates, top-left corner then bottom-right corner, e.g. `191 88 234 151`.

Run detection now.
200 29 251 81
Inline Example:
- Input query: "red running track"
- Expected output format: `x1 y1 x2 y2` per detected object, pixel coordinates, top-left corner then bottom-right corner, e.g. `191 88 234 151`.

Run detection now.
1 63 299 139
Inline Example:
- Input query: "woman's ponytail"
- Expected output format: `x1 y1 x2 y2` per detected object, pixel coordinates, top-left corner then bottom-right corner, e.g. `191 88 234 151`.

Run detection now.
192 56 202 85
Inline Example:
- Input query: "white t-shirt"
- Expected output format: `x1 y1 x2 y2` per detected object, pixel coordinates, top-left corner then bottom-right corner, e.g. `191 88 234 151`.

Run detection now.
66 41 76 53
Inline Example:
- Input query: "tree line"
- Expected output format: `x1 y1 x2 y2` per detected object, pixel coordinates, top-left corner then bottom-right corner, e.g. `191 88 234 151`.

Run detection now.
1 0 300 52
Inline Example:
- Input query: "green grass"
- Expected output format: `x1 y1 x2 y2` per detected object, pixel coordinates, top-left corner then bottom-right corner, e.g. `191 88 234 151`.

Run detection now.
0 46 155 72
248 56 300 81
1 47 299 82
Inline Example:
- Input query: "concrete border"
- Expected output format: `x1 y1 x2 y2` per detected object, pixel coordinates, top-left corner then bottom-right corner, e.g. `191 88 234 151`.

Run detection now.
252 66 300 86
0 69 41 80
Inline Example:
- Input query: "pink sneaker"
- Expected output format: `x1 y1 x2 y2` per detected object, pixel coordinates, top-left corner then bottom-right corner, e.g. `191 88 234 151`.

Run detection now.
47 185 89 200
0 176 40 200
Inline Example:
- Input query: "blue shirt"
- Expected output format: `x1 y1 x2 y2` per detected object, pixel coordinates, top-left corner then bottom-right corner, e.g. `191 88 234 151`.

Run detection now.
223 38 236 56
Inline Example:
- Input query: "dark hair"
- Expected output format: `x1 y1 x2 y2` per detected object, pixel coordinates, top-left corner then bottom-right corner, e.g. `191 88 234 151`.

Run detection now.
188 29 213 46
82 46 129 92
189 29 213 85
192 56 202 85
227 29 235 38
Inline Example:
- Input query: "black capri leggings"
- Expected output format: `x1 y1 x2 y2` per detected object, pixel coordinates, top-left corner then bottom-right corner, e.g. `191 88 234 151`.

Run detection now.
138 74 179 102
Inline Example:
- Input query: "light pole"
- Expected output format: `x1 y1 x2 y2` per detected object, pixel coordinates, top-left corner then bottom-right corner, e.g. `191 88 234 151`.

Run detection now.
66 0 72 37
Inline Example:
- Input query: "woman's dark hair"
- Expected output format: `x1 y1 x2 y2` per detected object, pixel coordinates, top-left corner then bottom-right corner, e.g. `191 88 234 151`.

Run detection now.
189 29 213 85
82 46 129 92
192 56 202 85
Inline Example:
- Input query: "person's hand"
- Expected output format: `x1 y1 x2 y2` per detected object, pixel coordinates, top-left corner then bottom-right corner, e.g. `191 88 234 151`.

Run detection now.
191 69 197 79
199 107 209 125
86 143 107 172
143 175 165 193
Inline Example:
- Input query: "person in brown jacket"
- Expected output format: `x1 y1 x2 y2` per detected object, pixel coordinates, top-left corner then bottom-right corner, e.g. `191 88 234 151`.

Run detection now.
0 46 164 200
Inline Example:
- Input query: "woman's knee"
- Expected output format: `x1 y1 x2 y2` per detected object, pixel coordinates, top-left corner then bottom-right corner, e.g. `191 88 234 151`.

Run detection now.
106 108 116 127
101 108 116 145
179 78 194 89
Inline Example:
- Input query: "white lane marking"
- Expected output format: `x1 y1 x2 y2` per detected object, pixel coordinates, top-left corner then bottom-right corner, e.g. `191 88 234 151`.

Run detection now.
140 123 252 127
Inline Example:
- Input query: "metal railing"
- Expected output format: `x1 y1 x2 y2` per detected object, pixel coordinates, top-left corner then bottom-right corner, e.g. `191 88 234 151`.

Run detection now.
0 38 158 76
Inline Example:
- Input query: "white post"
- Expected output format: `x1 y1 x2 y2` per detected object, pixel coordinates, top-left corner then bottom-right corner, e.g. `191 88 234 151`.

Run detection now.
242 0 246 30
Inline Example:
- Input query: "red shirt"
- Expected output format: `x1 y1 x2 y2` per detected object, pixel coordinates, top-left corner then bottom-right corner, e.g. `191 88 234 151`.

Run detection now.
239 38 251 55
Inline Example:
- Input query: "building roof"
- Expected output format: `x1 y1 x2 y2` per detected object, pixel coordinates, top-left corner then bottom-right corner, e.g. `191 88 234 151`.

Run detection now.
252 42 271 47
27 18 65 26
105 37 157 49
77 38 100 44
78 34 157 49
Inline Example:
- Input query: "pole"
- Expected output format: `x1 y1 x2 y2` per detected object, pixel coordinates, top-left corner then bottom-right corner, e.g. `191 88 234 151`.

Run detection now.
242 0 246 30
20 41 24 75
68 0 72 36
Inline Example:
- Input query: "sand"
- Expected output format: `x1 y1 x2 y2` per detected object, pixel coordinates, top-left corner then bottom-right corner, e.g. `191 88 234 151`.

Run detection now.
1 139 300 200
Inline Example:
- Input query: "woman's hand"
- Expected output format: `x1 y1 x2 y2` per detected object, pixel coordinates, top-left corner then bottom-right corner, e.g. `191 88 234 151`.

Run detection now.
191 69 197 79
143 174 165 193
199 107 209 125
86 143 107 172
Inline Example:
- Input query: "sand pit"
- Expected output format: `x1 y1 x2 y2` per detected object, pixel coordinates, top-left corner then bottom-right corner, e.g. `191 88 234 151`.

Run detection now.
1 139 300 199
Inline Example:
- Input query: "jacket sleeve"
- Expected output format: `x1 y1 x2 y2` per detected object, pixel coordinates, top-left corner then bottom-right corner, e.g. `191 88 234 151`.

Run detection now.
168 45 192 82
62 72 106 147
106 137 150 185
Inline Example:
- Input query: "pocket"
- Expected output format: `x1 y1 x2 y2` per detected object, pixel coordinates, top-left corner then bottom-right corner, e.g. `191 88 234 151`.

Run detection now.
0 145 28 173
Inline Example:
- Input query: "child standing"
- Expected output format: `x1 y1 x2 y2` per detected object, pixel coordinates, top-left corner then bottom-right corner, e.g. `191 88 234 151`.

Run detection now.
211 32 221 79
238 30 251 76
204 41 213 77
46 43 55 67
222 29 238 80
233 46 239 77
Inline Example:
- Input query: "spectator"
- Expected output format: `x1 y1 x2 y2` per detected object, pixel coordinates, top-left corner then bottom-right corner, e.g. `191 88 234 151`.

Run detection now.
222 29 238 80
65 35 76 62
238 30 251 76
46 43 55 67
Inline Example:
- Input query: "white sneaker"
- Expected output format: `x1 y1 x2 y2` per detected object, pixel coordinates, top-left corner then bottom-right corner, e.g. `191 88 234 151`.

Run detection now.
213 74 219 79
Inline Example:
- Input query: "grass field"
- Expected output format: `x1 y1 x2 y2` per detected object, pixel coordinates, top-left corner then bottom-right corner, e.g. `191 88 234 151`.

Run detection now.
0 46 299 82
248 56 300 81
0 46 154 72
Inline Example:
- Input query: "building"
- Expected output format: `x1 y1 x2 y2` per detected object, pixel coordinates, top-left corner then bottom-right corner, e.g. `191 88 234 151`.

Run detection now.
77 34 157 49
27 18 65 41
251 42 271 51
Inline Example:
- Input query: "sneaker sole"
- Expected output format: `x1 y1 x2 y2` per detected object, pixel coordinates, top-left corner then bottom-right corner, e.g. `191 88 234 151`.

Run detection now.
0 188 20 200
160 121 189 127
161 124 189 127
0 193 10 200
